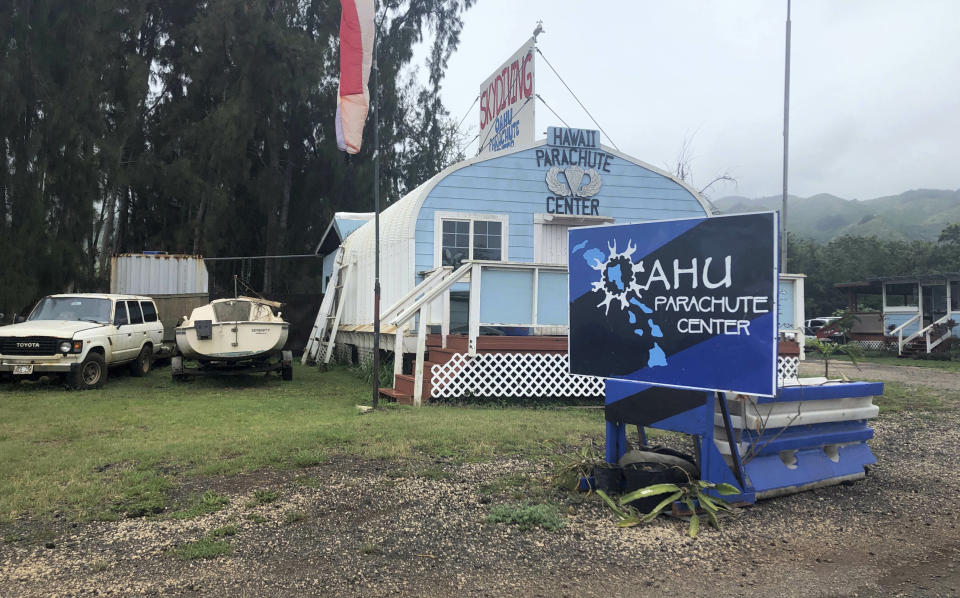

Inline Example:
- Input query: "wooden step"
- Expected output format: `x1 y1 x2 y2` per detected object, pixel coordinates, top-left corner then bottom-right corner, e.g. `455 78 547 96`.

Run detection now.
427 347 461 365
394 373 433 398
378 387 413 405
426 334 469 351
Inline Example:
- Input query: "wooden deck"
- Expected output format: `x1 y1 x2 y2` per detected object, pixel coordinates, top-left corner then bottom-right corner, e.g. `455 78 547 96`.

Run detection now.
379 334 569 405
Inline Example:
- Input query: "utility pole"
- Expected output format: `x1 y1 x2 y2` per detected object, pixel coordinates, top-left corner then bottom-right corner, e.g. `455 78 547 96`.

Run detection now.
781 0 792 272
371 4 381 409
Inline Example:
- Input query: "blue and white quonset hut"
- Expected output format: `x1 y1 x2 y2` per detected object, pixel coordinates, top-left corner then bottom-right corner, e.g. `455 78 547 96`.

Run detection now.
304 126 803 404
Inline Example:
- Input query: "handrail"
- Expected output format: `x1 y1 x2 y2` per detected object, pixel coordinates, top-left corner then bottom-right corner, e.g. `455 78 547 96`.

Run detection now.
889 313 921 355
923 313 954 353
392 262 472 327
380 266 452 327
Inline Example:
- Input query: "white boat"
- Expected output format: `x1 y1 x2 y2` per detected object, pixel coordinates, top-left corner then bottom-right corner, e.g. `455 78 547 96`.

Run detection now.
176 296 289 362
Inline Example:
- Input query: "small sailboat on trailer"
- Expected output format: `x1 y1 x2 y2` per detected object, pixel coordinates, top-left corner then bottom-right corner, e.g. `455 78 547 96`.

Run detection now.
172 278 293 380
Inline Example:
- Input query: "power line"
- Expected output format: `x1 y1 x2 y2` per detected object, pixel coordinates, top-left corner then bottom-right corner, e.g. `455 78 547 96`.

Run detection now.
536 47 620 151
535 94 570 129
455 94 479 134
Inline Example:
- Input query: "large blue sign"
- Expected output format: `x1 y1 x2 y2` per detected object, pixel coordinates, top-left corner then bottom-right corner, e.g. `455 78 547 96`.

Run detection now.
568 212 779 396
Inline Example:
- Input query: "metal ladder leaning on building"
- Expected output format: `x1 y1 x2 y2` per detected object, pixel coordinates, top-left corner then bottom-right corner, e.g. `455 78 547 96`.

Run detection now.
302 246 350 365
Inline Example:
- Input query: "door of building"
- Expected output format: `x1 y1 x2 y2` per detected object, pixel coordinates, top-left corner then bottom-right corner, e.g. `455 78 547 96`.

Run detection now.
533 215 613 265
921 283 947 327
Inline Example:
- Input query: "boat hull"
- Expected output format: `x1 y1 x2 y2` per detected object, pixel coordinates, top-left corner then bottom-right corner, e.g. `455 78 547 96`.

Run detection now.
176 321 289 362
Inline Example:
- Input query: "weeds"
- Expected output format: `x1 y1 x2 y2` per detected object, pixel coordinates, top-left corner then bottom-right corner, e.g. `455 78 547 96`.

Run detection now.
245 489 279 507
486 503 565 531
293 475 320 488
169 538 233 561
89 558 110 572
284 510 307 524
209 524 237 538
169 490 230 520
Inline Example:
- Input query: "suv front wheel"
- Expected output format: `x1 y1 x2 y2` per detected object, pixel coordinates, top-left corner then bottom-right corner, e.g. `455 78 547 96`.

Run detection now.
73 353 107 390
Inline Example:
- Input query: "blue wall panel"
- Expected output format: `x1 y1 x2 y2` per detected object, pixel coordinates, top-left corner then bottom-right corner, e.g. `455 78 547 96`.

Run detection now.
884 312 921 335
480 269 534 324
414 145 708 277
779 279 795 329
537 271 569 325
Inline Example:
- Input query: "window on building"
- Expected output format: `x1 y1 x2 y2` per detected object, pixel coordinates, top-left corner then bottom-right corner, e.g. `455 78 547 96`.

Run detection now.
951 281 959 311
438 216 506 268
473 220 502 261
441 220 471 267
885 283 918 308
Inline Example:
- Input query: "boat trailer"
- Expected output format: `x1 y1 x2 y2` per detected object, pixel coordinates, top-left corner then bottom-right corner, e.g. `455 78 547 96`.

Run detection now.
171 350 293 381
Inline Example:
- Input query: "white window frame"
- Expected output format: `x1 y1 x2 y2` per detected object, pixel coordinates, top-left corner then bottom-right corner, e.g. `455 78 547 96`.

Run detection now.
433 211 509 268
883 281 921 313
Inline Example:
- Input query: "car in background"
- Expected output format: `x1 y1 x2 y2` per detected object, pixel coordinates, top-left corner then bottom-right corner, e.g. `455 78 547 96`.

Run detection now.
0 294 163 389
804 316 845 347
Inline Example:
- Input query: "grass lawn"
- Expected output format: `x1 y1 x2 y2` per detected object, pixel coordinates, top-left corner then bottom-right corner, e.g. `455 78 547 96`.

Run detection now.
824 353 960 373
0 364 603 523
872 381 957 414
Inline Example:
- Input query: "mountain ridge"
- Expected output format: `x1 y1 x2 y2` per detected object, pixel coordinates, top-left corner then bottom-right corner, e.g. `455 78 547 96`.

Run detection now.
713 188 960 242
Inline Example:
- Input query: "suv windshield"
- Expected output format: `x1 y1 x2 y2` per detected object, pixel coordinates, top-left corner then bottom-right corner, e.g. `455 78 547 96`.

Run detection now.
28 297 112 323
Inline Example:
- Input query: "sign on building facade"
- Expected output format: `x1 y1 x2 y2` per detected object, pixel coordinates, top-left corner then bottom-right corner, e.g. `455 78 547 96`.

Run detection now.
478 38 536 156
568 212 779 396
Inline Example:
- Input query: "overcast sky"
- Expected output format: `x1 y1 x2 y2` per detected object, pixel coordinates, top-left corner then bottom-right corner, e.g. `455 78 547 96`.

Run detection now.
419 0 960 200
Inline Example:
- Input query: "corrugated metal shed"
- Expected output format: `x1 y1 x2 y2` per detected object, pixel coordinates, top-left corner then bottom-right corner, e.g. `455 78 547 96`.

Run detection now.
110 254 209 295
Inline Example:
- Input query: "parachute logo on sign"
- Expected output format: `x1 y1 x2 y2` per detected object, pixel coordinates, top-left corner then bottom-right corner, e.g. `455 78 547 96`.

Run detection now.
545 165 602 198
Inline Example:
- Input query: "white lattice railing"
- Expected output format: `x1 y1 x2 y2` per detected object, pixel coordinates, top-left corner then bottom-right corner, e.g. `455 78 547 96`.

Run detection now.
777 355 799 386
431 352 605 399
429 353 801 400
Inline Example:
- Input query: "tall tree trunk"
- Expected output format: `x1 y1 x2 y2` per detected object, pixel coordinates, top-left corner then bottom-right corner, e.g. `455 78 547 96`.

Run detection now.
192 193 207 255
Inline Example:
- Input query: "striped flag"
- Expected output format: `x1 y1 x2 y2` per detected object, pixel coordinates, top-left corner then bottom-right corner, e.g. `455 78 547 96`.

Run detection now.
336 0 375 154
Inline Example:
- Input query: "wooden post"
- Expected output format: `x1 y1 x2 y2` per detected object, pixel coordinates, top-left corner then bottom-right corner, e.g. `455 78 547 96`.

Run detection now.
441 288 450 349
393 324 404 379
468 263 481 356
413 302 430 406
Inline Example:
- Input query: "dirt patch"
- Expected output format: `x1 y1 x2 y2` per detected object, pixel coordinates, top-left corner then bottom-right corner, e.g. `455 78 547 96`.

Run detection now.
2 363 959 597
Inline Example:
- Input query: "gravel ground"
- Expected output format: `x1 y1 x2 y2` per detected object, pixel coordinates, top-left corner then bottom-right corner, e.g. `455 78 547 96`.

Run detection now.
2 362 959 597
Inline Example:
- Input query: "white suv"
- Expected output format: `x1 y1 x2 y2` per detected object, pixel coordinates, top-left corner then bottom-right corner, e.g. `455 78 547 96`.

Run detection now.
0 294 164 389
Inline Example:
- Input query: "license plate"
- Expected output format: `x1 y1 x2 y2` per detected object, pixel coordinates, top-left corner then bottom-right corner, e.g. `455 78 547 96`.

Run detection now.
13 365 33 375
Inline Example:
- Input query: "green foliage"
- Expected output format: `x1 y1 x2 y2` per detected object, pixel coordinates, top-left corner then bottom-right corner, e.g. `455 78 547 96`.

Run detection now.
787 235 960 316
351 355 395 388
486 503 565 532
596 480 739 538
938 223 960 245
169 538 233 561
549 440 606 491
0 0 476 314
807 338 864 377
